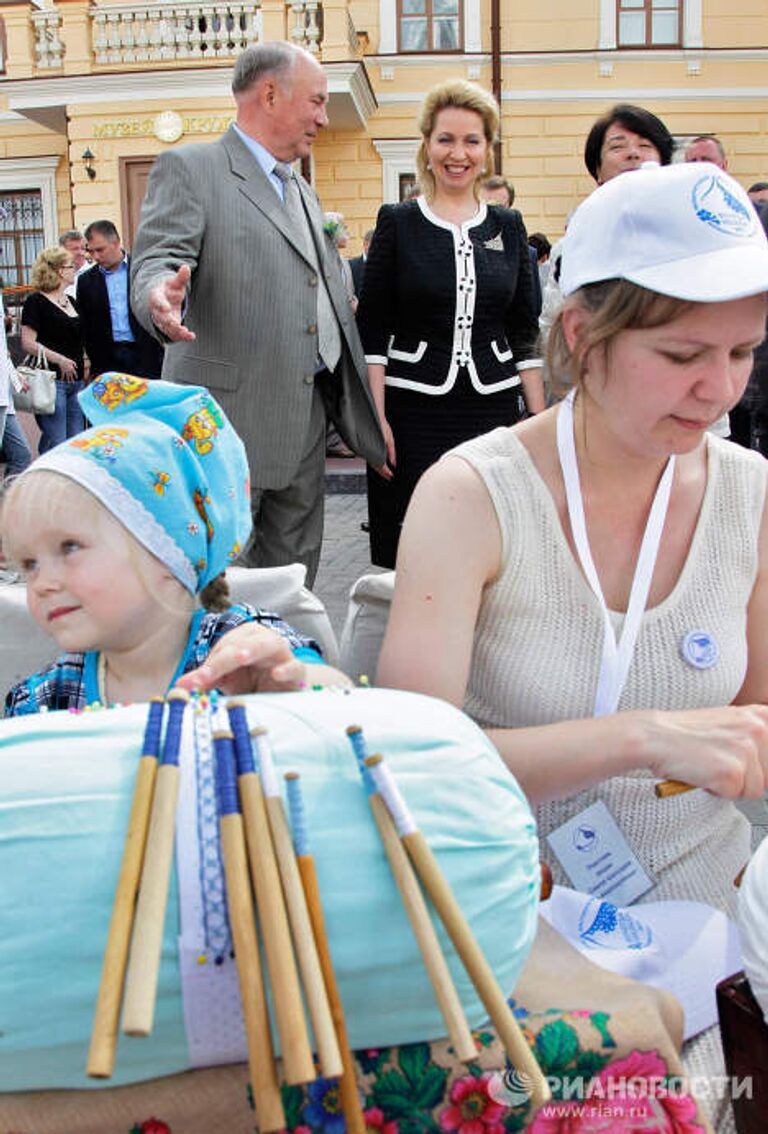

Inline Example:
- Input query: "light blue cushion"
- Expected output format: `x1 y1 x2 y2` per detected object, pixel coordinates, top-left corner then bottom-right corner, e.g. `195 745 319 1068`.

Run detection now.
0 688 538 1091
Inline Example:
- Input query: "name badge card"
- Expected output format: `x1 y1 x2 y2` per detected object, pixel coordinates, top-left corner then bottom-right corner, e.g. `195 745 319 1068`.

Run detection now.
546 800 654 907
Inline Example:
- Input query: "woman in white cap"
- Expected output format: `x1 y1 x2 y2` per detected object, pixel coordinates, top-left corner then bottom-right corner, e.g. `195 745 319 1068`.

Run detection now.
378 161 768 1130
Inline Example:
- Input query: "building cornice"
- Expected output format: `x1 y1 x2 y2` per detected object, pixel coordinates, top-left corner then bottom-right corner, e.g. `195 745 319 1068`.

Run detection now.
366 47 768 67
377 85 768 104
1 60 376 126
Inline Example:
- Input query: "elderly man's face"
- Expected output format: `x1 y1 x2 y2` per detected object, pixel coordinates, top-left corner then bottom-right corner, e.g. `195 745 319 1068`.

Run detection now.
63 237 87 270
270 55 329 161
685 138 726 169
481 185 512 208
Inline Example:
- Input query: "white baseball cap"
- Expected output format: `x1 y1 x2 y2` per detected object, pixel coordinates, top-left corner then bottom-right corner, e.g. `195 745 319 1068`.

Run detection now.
559 160 768 301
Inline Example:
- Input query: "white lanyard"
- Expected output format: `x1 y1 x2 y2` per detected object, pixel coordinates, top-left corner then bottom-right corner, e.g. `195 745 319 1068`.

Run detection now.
557 390 675 717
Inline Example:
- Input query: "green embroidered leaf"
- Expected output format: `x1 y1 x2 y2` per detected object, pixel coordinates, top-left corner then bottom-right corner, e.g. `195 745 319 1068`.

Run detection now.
589 1011 617 1048
398 1042 430 1086
369 1070 419 1118
398 1116 441 1134
281 1083 306 1128
476 1030 495 1048
575 1050 612 1079
412 1063 449 1109
503 1111 530 1132
535 1019 580 1072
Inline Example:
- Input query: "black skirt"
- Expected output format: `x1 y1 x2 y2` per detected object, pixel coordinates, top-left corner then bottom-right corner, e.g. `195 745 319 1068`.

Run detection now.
367 368 524 568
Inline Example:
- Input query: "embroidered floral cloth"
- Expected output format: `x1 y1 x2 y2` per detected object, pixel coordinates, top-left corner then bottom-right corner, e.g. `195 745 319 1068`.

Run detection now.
1 922 712 1134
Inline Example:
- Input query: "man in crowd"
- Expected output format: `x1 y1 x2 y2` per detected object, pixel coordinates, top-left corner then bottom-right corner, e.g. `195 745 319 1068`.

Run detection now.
479 175 543 317
59 229 89 299
58 229 88 272
131 41 384 585
77 220 163 379
684 134 728 169
349 228 374 299
748 182 768 204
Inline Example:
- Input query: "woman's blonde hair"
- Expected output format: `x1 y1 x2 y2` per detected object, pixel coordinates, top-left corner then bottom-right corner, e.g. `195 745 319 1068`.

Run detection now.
546 280 695 397
30 246 70 293
415 80 498 200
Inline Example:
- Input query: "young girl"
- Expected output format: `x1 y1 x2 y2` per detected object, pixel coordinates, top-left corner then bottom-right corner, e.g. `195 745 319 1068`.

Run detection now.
2 376 350 714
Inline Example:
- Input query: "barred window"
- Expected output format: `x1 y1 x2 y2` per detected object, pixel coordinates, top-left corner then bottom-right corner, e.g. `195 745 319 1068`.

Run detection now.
0 190 45 289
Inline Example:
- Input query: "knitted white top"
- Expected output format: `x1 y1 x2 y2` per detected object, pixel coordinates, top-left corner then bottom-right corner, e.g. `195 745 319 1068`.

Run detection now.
452 428 767 913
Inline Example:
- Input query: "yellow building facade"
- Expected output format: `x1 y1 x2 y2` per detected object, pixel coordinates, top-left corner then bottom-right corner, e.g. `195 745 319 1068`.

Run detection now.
0 0 767 283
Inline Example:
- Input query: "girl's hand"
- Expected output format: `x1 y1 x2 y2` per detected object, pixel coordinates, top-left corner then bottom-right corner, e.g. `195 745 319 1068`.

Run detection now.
177 624 307 695
641 704 768 798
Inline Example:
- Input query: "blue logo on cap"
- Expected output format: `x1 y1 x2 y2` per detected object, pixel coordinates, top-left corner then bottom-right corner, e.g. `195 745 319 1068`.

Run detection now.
692 175 756 238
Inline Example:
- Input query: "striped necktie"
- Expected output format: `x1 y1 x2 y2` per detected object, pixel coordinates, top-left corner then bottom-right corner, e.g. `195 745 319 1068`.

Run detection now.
273 162 341 373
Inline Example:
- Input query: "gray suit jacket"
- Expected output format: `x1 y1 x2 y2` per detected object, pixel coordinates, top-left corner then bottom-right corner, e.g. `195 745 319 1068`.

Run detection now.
131 126 385 488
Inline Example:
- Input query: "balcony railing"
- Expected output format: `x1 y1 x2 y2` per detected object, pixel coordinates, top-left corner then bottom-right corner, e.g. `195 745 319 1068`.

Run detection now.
90 2 261 65
26 1 352 73
31 8 65 69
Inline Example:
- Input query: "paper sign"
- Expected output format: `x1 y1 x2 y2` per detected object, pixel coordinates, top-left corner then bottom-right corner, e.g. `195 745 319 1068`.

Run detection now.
546 800 654 907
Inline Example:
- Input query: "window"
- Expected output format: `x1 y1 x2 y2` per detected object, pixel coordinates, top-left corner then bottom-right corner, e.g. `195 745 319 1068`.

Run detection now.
0 190 45 289
398 0 462 52
399 173 418 201
618 0 681 47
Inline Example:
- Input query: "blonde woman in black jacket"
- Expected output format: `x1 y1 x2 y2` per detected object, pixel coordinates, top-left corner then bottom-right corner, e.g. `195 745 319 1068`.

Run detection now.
358 80 543 567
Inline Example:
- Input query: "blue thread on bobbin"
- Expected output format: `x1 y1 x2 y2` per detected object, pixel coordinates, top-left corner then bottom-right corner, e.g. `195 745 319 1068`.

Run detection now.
346 724 376 796
285 773 309 856
141 698 165 758
161 693 187 766
213 731 240 817
227 702 256 774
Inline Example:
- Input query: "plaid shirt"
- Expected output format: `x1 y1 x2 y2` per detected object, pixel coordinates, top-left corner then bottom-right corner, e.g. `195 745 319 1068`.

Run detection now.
4 603 321 717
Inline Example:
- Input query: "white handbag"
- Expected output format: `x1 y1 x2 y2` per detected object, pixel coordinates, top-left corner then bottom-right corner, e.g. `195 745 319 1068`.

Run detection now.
12 343 57 415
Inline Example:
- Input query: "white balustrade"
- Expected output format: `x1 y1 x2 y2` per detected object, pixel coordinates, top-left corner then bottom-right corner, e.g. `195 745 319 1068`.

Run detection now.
288 0 321 53
89 2 261 65
31 8 65 69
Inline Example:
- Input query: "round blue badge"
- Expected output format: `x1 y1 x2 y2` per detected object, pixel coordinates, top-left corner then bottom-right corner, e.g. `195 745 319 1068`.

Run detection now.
680 629 720 670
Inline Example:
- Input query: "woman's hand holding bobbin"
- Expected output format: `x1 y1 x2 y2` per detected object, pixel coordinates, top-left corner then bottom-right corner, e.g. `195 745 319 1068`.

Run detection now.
639 704 768 799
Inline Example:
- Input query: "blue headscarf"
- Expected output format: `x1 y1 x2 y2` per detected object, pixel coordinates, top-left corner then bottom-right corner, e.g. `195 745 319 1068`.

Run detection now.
26 376 252 593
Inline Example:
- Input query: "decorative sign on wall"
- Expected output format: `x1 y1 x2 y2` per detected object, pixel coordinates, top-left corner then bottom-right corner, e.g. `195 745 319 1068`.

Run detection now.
153 110 184 143
93 114 231 140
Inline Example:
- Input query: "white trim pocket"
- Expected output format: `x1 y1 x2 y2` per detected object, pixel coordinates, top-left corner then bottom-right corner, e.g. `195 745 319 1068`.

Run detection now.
491 340 513 363
388 339 428 363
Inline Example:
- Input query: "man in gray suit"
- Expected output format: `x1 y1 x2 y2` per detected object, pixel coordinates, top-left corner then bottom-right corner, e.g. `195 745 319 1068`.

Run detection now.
131 41 385 586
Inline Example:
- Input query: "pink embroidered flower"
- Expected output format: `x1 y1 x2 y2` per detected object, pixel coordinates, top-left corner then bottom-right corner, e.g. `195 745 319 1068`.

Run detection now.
363 1105 399 1134
528 1049 704 1134
439 1073 506 1134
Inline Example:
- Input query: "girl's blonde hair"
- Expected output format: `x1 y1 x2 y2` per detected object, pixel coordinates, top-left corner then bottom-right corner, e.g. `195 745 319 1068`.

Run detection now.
30 246 71 293
1 472 231 613
415 79 498 200
546 279 695 397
